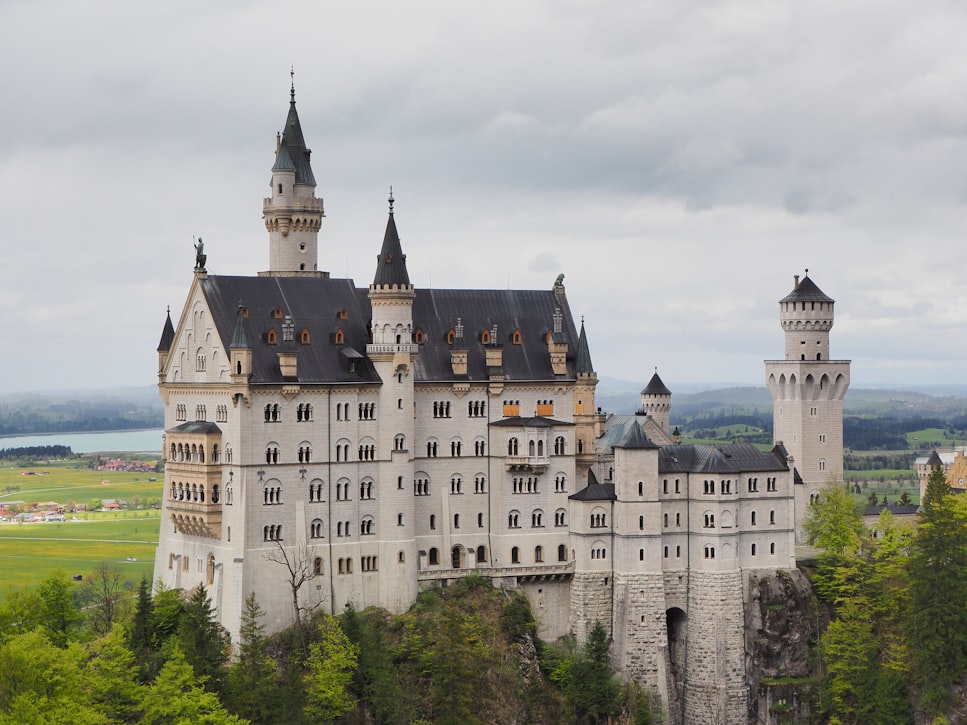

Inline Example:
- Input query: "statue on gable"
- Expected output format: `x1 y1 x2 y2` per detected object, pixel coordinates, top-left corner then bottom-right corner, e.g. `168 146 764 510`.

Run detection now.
194 237 207 271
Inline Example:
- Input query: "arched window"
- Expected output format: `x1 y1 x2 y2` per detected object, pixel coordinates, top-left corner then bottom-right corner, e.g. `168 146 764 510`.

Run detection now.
511 546 520 564
313 557 323 575
558 544 567 562
428 548 439 565
310 519 324 538
535 545 543 563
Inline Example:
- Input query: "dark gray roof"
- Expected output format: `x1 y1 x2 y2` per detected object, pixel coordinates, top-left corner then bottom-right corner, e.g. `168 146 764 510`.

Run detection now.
198 275 584 386
641 371 671 397
779 275 834 304
409 288 581 382
926 450 944 468
157 310 175 352
490 416 573 428
372 211 411 287
569 469 615 501
575 321 593 374
230 305 250 349
167 421 222 435
201 275 379 385
275 96 315 186
657 443 788 475
614 421 659 450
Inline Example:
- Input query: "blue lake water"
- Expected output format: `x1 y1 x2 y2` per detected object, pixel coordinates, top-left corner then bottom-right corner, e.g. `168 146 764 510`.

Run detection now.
0 429 164 454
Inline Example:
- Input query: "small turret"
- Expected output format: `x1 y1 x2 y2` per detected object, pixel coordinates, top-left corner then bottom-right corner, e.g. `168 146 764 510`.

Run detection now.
638 371 672 432
157 308 175 380
778 271 835 361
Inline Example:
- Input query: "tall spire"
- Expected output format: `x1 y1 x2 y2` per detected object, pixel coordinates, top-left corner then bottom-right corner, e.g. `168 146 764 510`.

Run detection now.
372 188 411 287
157 307 175 352
576 317 594 374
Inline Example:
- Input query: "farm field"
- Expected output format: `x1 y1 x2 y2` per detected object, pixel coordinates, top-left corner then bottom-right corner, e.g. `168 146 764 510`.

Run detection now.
0 456 163 593
0 457 162 508
0 517 158 591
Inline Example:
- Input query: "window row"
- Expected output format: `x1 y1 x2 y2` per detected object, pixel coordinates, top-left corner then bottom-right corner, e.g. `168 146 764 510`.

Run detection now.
168 442 221 464
424 438 487 457
507 508 567 529
509 544 567 564
169 481 220 504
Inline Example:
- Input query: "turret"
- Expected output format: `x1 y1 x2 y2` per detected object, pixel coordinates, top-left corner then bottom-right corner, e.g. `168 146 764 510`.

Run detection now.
157 308 175 381
638 371 672 432
262 75 326 276
779 272 835 361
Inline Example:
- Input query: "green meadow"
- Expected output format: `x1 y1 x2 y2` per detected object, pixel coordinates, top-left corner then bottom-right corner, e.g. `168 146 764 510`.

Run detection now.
0 456 163 593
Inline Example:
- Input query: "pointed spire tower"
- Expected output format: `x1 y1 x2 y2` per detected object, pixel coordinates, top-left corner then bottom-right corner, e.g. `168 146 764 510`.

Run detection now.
157 308 175 381
262 71 327 277
765 271 851 539
367 188 416 360
573 317 603 478
639 370 672 432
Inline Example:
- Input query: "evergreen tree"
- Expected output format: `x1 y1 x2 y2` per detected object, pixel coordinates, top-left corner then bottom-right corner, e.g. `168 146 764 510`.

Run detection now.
35 573 82 647
304 616 358 724
140 648 248 725
908 465 967 715
177 585 230 695
227 593 281 723
84 628 146 723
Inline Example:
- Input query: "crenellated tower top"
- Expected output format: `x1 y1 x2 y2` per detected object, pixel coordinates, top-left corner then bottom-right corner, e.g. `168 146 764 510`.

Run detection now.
778 271 835 361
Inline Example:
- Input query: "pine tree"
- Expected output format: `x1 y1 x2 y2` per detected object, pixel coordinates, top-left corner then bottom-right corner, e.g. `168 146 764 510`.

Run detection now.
177 584 230 695
908 465 967 715
227 593 281 723
304 616 358 724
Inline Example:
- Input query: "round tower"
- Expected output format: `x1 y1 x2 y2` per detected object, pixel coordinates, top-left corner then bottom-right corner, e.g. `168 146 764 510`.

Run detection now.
765 271 851 540
638 371 672 432
262 76 326 276
779 272 834 361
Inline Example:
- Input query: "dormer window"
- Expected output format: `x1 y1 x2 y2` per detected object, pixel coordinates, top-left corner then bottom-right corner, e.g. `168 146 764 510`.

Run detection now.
334 328 345 345
266 329 277 345
272 308 283 319
446 329 456 345
480 329 491 344
242 307 249 318
300 328 311 345
338 309 349 320
415 329 426 344
512 329 522 345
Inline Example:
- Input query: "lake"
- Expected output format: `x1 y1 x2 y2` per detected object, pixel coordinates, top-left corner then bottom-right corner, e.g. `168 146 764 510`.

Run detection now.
0 429 164 454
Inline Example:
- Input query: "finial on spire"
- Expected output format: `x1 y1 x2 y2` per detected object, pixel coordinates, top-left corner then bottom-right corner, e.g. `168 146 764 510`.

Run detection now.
804 267 809 276
290 66 295 102
388 186 395 215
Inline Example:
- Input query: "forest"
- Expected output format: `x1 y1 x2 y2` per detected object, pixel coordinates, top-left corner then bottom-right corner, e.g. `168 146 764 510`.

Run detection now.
803 467 967 722
0 570 661 725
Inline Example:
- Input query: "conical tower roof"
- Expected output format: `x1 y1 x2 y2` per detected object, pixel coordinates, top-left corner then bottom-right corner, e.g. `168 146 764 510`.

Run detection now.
576 319 594 374
372 190 411 287
779 274 834 304
156 309 175 352
641 371 671 397
275 81 315 185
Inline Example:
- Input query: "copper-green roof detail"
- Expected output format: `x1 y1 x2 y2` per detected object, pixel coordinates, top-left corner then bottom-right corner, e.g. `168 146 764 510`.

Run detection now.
157 310 175 352
642 371 671 397
576 320 594 374
372 205 411 287
779 275 834 304
276 95 316 186
230 305 250 349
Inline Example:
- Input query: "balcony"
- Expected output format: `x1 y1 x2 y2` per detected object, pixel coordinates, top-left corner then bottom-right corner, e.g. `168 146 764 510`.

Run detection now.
505 455 550 472
418 562 573 583
169 501 221 539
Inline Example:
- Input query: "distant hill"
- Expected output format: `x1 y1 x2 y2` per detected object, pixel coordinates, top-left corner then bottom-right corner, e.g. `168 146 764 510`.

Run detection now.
0 387 163 436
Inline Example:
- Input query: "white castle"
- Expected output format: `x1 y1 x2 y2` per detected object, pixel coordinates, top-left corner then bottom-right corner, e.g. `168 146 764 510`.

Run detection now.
154 85 850 723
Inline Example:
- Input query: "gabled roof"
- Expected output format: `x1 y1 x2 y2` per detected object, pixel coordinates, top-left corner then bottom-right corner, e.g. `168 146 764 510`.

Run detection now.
641 371 671 397
157 310 175 352
372 201 410 287
779 275 834 304
657 443 788 475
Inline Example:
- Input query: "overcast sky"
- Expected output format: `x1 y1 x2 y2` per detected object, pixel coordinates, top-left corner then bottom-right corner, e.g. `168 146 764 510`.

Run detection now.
2 0 965 396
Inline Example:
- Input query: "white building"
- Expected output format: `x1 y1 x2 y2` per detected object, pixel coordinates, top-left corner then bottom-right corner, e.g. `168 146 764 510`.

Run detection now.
154 86 848 724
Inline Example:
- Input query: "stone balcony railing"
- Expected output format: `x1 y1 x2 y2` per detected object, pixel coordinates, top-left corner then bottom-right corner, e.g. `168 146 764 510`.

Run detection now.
505 455 550 472
418 562 573 582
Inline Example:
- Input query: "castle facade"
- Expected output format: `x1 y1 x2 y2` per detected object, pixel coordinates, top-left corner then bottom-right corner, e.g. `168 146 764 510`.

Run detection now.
154 86 849 723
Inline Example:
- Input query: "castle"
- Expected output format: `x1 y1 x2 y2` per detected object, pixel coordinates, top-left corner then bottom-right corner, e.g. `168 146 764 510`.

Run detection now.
154 85 850 723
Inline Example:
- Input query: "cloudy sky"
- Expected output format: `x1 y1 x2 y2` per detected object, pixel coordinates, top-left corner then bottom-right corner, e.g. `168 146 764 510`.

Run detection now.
2 0 965 395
